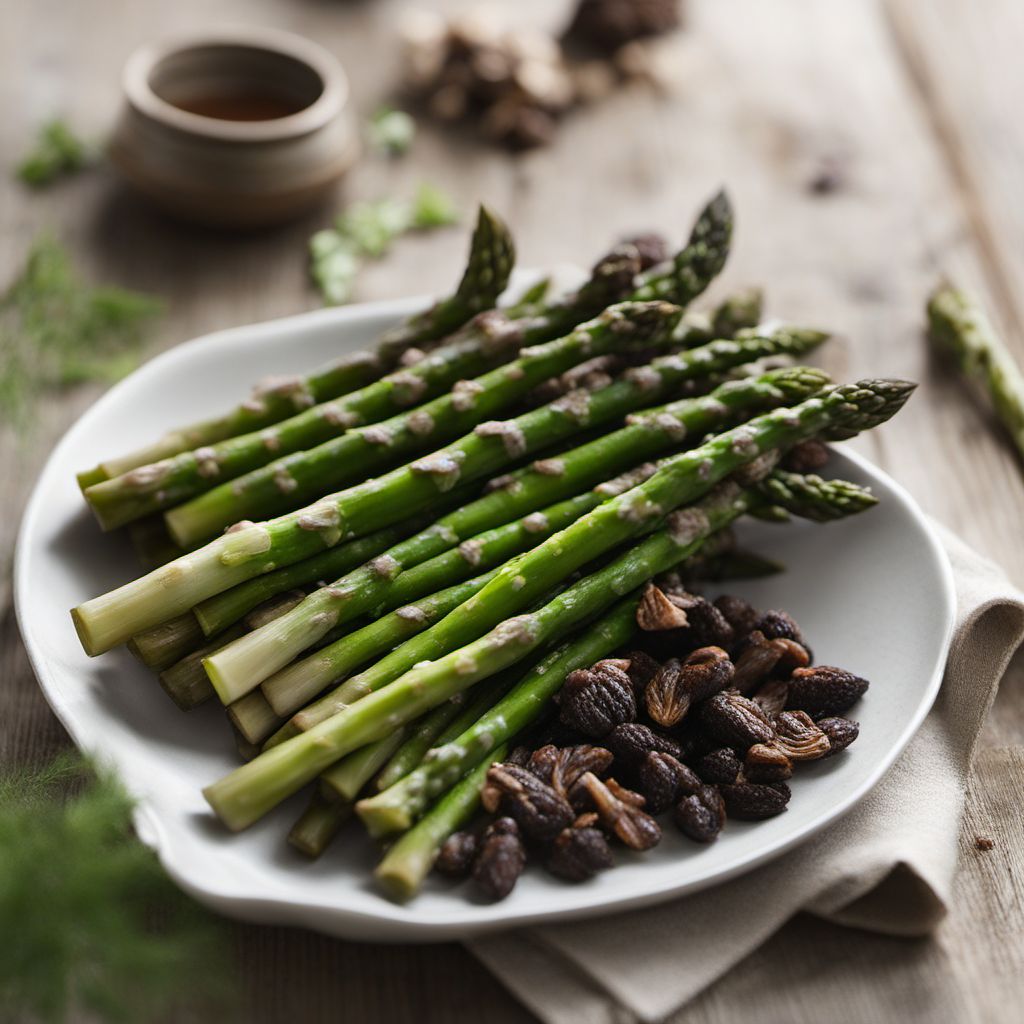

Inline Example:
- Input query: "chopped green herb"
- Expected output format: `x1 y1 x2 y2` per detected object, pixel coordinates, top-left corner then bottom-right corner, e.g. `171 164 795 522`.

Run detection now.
0 755 230 1022
0 238 163 422
368 106 416 156
17 119 94 187
309 184 459 305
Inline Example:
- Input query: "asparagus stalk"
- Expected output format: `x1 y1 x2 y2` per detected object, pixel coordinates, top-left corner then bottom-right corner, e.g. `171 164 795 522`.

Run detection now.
71 301 683 657
927 284 1024 461
157 592 307 710
202 334 827 700
202 461 889 831
320 729 409 803
287 791 352 858
259 573 498 730
359 601 638 837
375 743 509 901
127 612 205 671
127 516 184 570
228 690 282 746
165 196 733 545
75 206 515 489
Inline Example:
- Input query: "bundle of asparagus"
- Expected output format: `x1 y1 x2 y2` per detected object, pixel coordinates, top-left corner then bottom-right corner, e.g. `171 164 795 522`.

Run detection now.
69 191 915 901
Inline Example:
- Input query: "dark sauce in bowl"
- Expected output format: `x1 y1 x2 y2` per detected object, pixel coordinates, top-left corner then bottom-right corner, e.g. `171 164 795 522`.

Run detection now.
171 93 305 122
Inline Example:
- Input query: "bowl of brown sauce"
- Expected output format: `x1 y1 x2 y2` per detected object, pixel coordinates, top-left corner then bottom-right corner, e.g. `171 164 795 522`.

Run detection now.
111 28 359 228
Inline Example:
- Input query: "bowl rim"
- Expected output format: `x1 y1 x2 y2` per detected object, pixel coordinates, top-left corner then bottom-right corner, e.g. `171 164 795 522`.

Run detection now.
121 25 349 143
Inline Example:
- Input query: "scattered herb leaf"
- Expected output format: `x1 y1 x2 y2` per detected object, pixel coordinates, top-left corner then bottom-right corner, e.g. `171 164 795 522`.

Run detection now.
0 238 163 422
17 120 94 187
309 184 459 305
368 106 416 156
0 754 230 1023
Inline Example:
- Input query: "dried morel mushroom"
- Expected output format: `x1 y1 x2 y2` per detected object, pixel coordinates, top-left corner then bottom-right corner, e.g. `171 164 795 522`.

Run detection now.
752 609 808 650
527 744 614 801
700 691 776 750
720 781 791 820
577 772 662 850
624 649 661 701
604 722 683 770
696 747 743 786
786 666 870 717
638 751 701 813
816 716 860 756
559 659 637 737
637 583 690 631
744 743 793 783
472 817 527 900
644 646 734 728
731 630 809 693
546 823 615 881
564 0 682 52
713 594 760 640
436 831 478 878
751 676 790 720
674 784 726 843
773 710 831 761
482 763 575 842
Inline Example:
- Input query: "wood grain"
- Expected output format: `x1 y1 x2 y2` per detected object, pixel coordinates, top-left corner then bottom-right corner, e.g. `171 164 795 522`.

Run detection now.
1 0 1022 1020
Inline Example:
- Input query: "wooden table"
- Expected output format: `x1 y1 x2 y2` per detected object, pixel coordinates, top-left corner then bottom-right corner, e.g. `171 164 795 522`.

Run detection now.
2 1 1022 1020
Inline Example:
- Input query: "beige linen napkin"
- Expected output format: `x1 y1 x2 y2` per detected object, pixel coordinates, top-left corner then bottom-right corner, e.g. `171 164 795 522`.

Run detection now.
470 525 1024 1024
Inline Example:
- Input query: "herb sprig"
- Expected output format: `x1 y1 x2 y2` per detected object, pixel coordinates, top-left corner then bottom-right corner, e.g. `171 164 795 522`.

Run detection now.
368 106 416 157
0 238 162 422
310 183 459 305
17 120 95 187
0 755 230 1022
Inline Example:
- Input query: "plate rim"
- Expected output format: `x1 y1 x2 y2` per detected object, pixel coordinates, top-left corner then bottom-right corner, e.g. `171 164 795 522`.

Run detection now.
14 295 957 941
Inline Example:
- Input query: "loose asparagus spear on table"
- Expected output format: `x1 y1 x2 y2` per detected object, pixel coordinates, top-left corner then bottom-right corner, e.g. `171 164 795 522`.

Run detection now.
76 204 516 490
200 381 912 831
200 328 828 701
927 283 1024 462
71 300 684 657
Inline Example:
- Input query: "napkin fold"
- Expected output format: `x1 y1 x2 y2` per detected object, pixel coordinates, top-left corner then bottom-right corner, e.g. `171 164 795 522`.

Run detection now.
470 525 1024 1024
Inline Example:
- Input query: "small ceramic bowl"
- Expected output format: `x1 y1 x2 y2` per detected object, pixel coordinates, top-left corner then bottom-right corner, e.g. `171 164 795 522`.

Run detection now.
110 27 359 228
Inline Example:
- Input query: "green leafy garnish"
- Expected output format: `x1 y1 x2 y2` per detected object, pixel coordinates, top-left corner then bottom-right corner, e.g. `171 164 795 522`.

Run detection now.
368 106 416 156
0 238 163 421
17 120 94 187
310 184 459 305
0 755 230 1023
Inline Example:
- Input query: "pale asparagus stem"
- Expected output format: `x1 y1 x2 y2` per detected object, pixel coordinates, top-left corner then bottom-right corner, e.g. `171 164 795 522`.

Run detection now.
228 690 281 746
157 592 307 710
259 574 495 732
162 192 732 544
318 729 409 803
202 386 910 830
287 791 352 858
127 612 204 671
356 601 639 837
72 300 680 656
201 333 827 701
374 743 509 902
77 205 515 488
927 284 1024 461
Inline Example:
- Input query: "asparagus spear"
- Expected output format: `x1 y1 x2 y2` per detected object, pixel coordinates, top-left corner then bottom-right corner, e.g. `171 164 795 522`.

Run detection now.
127 612 205 671
202 450 895 832
70 301 683 657
287 791 352 859
201 333 827 700
164 197 733 545
320 730 409 803
76 206 515 488
927 284 1024 461
375 743 509 901
358 470 880 836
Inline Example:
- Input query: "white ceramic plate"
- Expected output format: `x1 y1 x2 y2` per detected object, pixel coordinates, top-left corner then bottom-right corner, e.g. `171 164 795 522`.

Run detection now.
15 290 956 941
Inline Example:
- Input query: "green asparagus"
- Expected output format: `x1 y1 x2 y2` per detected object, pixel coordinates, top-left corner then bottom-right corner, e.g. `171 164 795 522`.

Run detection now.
287 791 351 858
71 302 684 657
927 283 1024 461
202 458 890 831
201 334 827 700
75 205 515 489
